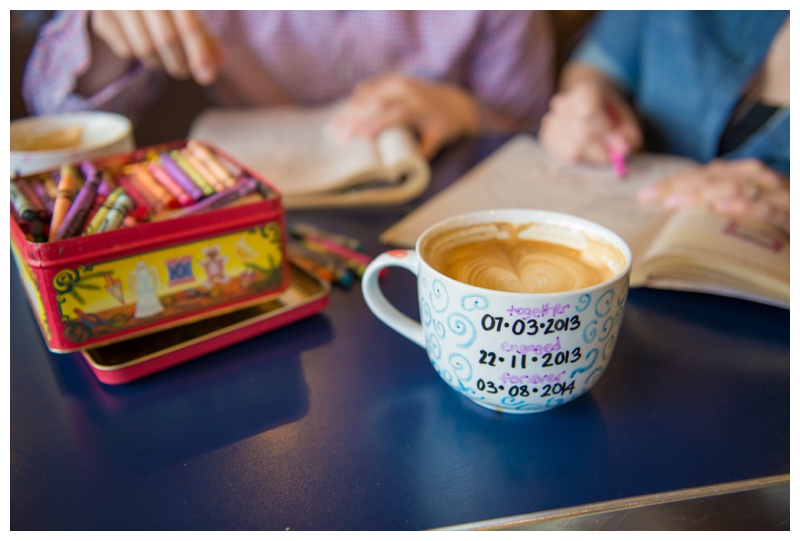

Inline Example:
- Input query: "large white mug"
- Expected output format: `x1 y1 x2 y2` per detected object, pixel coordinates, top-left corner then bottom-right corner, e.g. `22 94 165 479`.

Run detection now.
362 209 632 413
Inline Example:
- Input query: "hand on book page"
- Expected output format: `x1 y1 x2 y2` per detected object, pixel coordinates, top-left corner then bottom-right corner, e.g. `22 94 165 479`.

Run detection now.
380 134 788 307
188 105 430 209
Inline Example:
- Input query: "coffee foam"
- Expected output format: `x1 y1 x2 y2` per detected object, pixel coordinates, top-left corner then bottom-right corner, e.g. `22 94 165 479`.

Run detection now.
423 221 626 293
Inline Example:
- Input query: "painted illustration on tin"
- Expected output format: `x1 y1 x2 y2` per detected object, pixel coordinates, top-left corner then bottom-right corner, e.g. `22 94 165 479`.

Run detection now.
54 223 285 344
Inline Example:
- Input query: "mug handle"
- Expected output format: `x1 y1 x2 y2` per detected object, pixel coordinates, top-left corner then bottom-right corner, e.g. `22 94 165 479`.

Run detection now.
361 250 425 347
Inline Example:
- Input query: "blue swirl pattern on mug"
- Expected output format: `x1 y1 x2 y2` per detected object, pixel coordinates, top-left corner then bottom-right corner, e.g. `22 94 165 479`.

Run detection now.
448 313 477 348
594 288 614 317
575 293 592 312
425 333 442 361
571 347 598 379
430 279 449 313
461 294 489 311
420 295 432 326
448 352 473 383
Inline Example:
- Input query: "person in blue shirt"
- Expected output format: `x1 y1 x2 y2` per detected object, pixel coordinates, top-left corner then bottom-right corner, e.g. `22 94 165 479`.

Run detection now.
539 11 789 235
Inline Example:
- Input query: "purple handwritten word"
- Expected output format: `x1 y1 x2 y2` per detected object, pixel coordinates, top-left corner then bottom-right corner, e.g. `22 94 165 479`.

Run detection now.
505 302 570 319
501 336 561 355
499 371 566 386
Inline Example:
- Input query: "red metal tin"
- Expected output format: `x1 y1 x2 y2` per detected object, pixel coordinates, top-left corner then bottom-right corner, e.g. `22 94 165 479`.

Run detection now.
10 141 290 352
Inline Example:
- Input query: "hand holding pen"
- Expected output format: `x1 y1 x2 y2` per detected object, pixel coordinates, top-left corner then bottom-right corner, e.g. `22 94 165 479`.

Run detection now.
539 77 642 178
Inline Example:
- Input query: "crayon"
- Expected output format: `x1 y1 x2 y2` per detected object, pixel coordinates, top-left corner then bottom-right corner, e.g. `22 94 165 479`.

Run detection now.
300 234 372 270
42 176 59 201
97 173 118 198
128 163 179 210
289 222 364 251
79 161 100 187
149 192 263 222
96 193 135 233
299 239 366 277
169 149 215 195
147 161 196 207
10 183 47 242
287 247 336 284
84 187 124 235
287 240 354 288
10 182 36 221
180 148 226 192
158 152 205 201
122 215 139 229
11 206 31 234
81 193 107 232
31 178 54 214
15 180 48 221
116 176 152 220
175 176 260 216
52 163 102 241
49 165 78 241
186 140 238 188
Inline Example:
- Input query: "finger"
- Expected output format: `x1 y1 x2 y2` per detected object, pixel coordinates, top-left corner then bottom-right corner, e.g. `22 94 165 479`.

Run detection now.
115 11 163 70
172 10 221 85
561 84 607 120
713 198 790 234
91 11 137 61
637 168 707 203
140 11 190 79
540 110 605 164
418 122 449 159
350 101 412 139
328 93 395 140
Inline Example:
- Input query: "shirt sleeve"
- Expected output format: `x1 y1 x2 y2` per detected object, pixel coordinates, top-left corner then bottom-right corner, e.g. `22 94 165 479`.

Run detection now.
467 11 556 132
569 10 644 92
22 10 165 121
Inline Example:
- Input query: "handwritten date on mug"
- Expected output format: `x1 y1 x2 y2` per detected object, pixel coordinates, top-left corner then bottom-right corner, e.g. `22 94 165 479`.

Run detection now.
477 378 577 399
481 313 581 335
478 347 583 368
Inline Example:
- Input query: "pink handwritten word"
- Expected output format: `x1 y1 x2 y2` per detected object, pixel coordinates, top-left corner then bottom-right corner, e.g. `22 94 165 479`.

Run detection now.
501 336 561 355
499 371 566 385
505 302 570 319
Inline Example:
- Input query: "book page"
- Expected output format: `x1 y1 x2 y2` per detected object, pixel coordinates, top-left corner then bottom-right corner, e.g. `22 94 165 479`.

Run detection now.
380 134 696 276
189 105 382 197
375 127 429 181
639 208 790 307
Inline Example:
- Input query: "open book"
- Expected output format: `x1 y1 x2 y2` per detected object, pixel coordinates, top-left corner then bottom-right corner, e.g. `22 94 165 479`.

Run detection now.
188 105 430 209
380 135 789 308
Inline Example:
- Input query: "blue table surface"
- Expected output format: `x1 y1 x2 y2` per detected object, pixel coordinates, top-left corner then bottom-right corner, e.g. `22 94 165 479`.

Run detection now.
10 137 790 530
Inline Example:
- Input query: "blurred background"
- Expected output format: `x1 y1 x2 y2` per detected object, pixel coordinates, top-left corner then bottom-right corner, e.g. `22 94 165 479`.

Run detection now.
10 10 594 146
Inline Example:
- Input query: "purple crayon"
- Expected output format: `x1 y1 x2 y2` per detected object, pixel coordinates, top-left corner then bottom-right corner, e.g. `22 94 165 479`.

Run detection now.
179 176 259 216
52 161 102 241
158 152 205 201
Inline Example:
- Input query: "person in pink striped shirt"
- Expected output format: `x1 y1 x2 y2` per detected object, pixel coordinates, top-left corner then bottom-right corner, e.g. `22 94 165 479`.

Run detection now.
23 10 555 159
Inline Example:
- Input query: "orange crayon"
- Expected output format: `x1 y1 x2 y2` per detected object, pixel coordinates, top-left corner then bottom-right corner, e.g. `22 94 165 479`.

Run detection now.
49 165 77 242
129 164 179 211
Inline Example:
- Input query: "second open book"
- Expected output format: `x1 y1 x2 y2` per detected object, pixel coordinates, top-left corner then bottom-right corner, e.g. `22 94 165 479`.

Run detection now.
380 135 789 308
189 105 430 209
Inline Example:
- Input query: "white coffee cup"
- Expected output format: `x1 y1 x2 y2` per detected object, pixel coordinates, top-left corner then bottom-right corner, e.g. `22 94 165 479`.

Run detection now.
11 111 135 176
362 209 632 414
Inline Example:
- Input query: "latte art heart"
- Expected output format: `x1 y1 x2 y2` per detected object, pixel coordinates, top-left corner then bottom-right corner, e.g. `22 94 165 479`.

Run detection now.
424 222 622 293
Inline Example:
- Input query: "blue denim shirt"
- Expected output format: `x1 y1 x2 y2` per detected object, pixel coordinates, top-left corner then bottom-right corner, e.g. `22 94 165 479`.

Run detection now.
572 10 789 175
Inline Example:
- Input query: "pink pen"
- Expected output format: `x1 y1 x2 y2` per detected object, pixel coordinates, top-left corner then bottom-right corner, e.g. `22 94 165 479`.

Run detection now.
603 101 627 179
608 148 627 178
